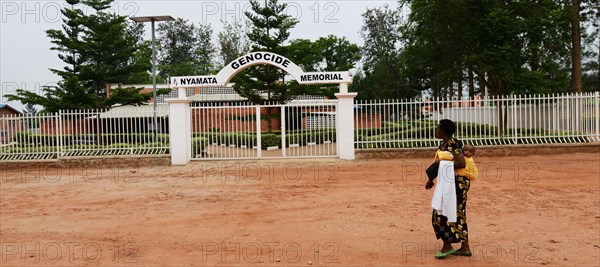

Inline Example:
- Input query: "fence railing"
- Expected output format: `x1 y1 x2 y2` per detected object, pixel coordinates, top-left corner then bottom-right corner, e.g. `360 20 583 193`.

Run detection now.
355 92 600 149
3 92 598 161
0 106 170 161
190 101 338 160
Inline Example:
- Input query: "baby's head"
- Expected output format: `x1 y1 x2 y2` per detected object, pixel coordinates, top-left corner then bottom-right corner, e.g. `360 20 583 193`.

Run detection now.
463 144 476 158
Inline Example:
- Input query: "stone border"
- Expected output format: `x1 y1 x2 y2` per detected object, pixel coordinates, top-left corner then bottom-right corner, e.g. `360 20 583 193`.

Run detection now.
0 155 171 170
356 143 600 159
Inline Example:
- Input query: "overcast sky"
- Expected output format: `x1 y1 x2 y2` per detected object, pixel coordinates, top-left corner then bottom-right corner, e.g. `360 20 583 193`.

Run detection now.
0 0 400 110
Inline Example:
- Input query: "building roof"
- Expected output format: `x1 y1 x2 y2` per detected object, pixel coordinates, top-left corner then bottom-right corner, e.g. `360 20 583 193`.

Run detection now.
94 104 170 119
0 104 22 114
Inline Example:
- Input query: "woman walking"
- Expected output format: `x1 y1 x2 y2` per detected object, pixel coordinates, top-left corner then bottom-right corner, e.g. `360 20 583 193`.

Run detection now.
424 119 471 259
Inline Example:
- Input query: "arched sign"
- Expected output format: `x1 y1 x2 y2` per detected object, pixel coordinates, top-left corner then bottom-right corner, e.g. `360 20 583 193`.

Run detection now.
169 51 352 87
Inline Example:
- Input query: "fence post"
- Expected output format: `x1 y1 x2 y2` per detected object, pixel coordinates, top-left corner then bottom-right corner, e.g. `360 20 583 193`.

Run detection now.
281 105 286 157
512 95 517 145
596 91 600 141
256 106 262 158
335 83 357 160
57 110 63 158
166 88 192 165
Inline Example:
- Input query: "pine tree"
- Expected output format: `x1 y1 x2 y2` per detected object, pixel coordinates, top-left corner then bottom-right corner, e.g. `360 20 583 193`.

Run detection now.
7 0 94 112
232 0 298 132
7 0 157 111
78 0 154 106
233 0 298 105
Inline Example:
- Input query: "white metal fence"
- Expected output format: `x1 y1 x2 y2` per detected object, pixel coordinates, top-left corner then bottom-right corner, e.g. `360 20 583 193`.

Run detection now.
0 107 169 161
190 101 338 160
2 92 598 161
355 92 600 149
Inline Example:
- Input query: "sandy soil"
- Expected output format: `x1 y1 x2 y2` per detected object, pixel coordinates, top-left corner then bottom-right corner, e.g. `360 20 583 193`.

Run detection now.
200 143 338 159
1 152 599 266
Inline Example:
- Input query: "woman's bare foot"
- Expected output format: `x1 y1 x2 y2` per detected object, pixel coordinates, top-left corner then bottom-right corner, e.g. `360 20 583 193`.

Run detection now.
453 242 472 256
441 242 454 253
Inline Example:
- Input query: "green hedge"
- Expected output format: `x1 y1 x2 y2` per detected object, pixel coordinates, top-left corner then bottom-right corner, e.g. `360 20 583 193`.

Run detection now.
355 136 593 149
286 130 337 146
191 137 208 157
12 132 59 146
261 134 280 149
354 119 573 141
193 130 337 150
226 113 282 121
13 133 170 146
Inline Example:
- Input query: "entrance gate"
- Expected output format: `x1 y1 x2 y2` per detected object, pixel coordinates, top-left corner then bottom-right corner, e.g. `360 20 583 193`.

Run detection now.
190 101 338 160
166 51 357 165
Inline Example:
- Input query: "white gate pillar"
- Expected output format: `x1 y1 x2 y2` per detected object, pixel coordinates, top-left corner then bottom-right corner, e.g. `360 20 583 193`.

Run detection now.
166 88 192 165
335 83 357 160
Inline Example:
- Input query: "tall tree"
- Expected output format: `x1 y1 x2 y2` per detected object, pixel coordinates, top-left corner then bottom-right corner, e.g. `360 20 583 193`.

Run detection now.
157 19 197 79
195 23 217 75
124 21 152 84
358 5 418 99
581 0 600 92
286 39 322 72
233 0 298 131
157 19 216 78
316 35 362 72
570 0 583 93
7 0 157 111
399 0 571 96
7 0 93 111
78 0 152 105
361 5 401 71
218 20 250 65
287 35 361 97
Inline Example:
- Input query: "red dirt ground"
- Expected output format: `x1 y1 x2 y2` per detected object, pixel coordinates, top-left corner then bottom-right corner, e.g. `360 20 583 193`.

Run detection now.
1 152 599 266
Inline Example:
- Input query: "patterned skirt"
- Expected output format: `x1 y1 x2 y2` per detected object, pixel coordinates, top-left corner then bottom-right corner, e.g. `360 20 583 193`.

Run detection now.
432 176 470 243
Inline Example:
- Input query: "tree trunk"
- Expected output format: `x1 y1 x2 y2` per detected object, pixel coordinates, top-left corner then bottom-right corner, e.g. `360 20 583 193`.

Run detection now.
571 0 582 93
457 70 463 100
478 73 486 97
432 75 439 99
468 66 475 98
499 79 508 139
267 107 272 133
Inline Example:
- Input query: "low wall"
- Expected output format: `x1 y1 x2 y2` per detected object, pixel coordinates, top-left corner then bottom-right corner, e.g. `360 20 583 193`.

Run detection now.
356 143 600 159
2 143 598 170
0 155 171 171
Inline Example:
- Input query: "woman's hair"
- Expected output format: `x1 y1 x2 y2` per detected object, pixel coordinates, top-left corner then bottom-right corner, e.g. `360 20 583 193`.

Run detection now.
439 119 457 136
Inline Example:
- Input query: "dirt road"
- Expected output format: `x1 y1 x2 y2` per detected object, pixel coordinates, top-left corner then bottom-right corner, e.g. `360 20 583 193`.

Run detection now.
1 152 599 266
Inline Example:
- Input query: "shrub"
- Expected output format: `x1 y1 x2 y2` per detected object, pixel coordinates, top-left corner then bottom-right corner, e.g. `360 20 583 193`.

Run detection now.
261 134 280 150
13 132 59 146
191 137 208 157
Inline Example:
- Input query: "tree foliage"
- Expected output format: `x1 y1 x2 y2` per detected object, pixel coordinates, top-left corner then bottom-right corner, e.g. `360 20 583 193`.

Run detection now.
393 0 574 97
353 5 420 99
157 18 217 78
7 0 156 112
232 0 299 106
287 35 361 97
218 20 251 66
